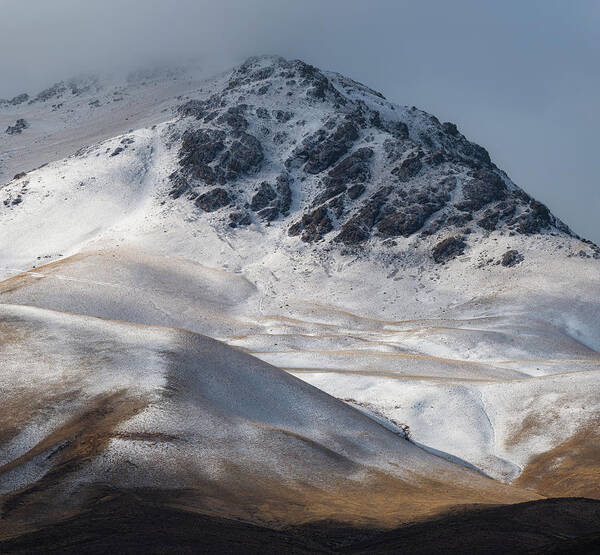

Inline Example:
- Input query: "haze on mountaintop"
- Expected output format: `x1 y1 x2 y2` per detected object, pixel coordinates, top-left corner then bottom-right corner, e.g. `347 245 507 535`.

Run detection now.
0 0 598 244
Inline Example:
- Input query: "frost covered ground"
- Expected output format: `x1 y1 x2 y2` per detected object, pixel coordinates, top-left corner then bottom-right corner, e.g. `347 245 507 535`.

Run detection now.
0 56 598 535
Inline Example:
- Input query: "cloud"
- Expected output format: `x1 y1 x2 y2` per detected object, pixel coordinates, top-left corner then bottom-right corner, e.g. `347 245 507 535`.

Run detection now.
0 0 597 241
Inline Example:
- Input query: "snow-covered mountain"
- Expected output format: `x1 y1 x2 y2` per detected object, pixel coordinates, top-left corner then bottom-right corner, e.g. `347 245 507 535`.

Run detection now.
0 56 598 539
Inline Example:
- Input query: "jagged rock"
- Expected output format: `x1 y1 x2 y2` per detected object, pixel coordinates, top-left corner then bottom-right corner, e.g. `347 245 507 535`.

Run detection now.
180 128 226 168
290 120 359 174
457 170 507 211
5 119 28 135
168 173 189 199
250 182 276 211
325 147 373 186
256 107 270 119
33 82 66 103
377 206 429 237
274 110 293 123
8 93 29 105
164 55 574 250
335 187 391 244
229 211 251 228
252 175 292 221
224 133 264 179
288 206 332 242
516 199 552 234
432 236 467 263
195 188 231 212
392 150 423 182
478 209 500 231
501 249 523 267
347 183 366 200
217 105 249 136
387 121 409 140
178 99 206 119
442 122 459 136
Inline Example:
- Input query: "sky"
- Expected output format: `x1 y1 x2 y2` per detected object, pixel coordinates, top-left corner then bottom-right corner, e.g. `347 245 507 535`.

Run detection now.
1 0 598 242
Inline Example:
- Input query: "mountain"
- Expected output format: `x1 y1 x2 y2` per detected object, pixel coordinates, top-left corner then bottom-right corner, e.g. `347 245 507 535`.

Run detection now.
0 56 599 549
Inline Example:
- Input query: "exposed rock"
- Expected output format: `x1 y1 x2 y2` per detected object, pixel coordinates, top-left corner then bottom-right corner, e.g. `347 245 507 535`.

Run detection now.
229 211 251 228
442 122 459 136
325 147 373 187
516 199 552 234
33 82 66 103
457 171 507 211
377 206 429 238
347 183 366 200
195 188 231 212
178 99 206 119
5 119 28 135
224 133 264 179
180 128 226 169
392 150 423 182
8 93 29 105
432 236 467 263
501 249 523 267
251 182 277 212
288 206 332 242
216 105 249 136
289 120 359 174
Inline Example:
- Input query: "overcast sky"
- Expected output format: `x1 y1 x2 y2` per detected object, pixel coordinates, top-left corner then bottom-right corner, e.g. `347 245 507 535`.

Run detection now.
1 0 598 242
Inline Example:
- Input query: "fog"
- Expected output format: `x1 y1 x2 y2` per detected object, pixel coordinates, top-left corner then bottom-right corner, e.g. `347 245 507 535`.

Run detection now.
1 0 598 242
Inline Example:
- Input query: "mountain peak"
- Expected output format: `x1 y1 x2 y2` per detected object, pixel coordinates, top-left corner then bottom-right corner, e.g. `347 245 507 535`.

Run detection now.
165 55 574 263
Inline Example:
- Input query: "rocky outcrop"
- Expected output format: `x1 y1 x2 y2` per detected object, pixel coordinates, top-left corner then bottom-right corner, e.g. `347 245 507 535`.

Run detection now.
288 206 333 242
432 236 467 263
5 119 28 135
501 249 523 267
251 174 292 221
167 55 574 252
195 188 231 212
288 120 359 174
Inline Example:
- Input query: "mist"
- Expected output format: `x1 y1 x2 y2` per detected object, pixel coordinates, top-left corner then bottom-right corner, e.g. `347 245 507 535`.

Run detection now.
1 0 598 242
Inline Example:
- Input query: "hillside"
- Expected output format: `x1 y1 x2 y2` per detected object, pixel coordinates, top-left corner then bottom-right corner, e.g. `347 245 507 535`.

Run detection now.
0 55 598 547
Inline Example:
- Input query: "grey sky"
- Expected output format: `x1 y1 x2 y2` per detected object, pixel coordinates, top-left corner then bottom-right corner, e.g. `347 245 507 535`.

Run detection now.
1 0 598 242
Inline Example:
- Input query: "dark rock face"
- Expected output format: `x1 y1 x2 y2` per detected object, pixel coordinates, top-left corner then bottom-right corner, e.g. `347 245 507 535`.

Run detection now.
325 147 373 188
167 55 574 250
457 171 507 211
226 133 264 178
288 206 333 242
33 82 66 103
335 187 391 244
8 93 29 105
501 249 523 267
173 127 263 192
5 119 28 135
378 207 428 238
432 236 467 263
516 200 552 234
251 182 277 211
177 100 206 119
217 105 249 136
251 175 292 221
392 150 423 182
290 120 359 174
311 146 372 207
228 210 251 228
195 188 231 212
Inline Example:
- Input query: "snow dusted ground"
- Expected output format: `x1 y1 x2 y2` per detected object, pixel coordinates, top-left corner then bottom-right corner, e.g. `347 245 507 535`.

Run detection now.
0 56 598 521
0 303 536 531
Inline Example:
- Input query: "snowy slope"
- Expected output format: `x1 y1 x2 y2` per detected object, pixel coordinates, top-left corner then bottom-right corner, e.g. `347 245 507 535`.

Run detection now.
0 55 599 524
0 304 536 535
